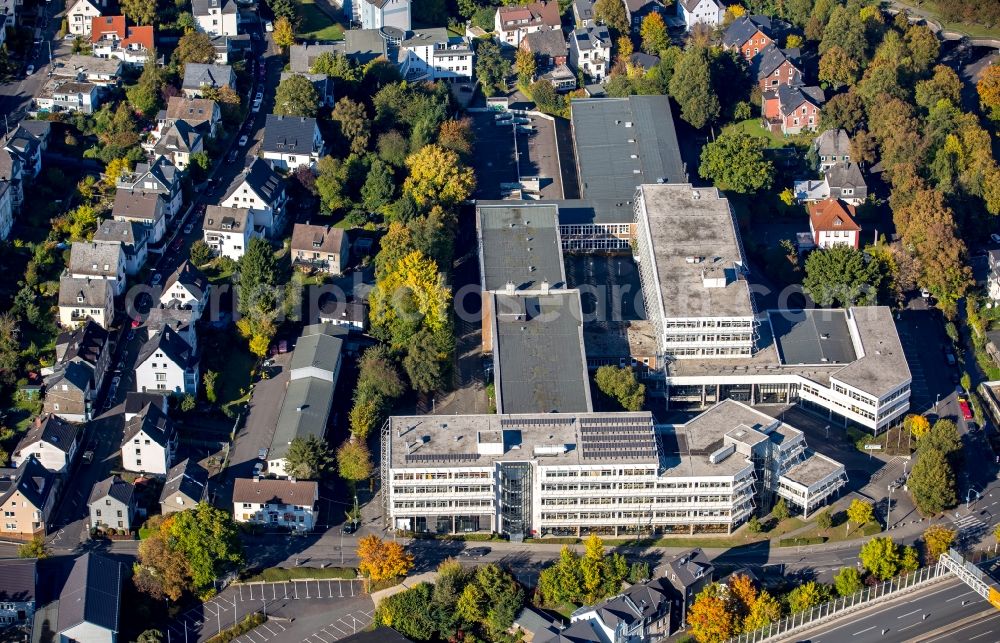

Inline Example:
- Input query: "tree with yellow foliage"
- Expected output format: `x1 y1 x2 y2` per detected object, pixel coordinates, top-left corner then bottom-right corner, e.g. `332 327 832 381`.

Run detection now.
370 250 451 347
103 157 133 193
922 524 956 562
904 414 931 440
687 583 736 643
640 13 668 55
403 144 476 208
273 16 295 52
978 65 1000 119
357 535 414 585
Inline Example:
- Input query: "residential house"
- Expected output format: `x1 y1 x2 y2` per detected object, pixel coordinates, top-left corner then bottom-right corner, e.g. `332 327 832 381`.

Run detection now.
57 276 113 330
160 260 210 321
267 324 345 477
67 242 126 296
93 219 149 275
522 26 568 68
219 158 287 236
117 156 184 220
159 458 208 514
358 0 411 31
0 121 47 212
35 79 100 114
318 300 367 332
152 120 204 171
11 415 82 473
808 199 860 250
568 577 672 642
67 0 107 36
111 189 167 244
193 0 239 37
51 55 122 86
87 476 136 531
569 25 611 83
662 548 713 626
52 553 123 643
124 392 168 422
260 115 324 172
289 43 340 73
0 0 15 31
0 457 57 539
181 63 235 98
16 120 52 155
676 0 723 29
495 1 561 48
90 16 155 66
290 223 349 275
0 559 36 627
762 83 824 135
624 0 666 33
573 0 595 26
42 321 111 422
755 45 802 91
55 320 112 391
398 29 474 83
0 181 11 240
279 72 335 107
163 96 222 137
145 306 199 353
203 205 258 260
629 51 660 71
814 128 852 171
722 14 773 60
232 477 319 531
794 162 867 206
121 402 177 475
134 325 199 397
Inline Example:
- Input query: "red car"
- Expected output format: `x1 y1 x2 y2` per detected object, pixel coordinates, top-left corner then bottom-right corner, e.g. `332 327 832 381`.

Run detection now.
959 398 973 421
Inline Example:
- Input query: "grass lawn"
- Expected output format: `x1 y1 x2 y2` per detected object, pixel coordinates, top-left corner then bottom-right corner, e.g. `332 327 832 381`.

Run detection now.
202 258 236 284
892 0 1000 39
201 330 256 407
297 0 346 41
721 118 810 148
794 520 882 545
244 567 357 582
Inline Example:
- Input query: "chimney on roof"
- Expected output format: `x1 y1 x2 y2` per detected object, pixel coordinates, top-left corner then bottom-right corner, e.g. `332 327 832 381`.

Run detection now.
541 280 549 294
505 281 515 295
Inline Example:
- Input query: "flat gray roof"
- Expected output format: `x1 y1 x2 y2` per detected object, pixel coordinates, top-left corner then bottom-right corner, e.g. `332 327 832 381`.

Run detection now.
570 96 686 201
834 306 911 398
637 184 755 319
770 309 857 366
781 452 845 489
269 377 334 460
388 412 657 468
475 199 634 226
478 204 566 291
492 291 592 414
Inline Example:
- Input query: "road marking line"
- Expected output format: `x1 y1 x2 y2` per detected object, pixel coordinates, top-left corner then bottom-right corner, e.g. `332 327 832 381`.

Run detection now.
969 630 993 640
946 591 974 602
311 632 331 643
853 626 876 635
326 624 346 636
898 621 924 632
898 609 920 618
923 613 1000 642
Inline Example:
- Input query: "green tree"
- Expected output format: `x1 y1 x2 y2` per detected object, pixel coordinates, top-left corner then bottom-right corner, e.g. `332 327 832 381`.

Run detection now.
772 497 790 522
833 567 863 596
374 583 436 640
177 11 196 33
916 66 962 111
669 45 720 129
180 394 196 412
126 59 164 117
173 31 216 69
920 419 961 457
909 447 957 515
121 0 156 25
18 536 49 559
315 156 348 214
698 130 774 193
820 91 865 133
640 13 668 54
202 370 218 404
336 439 374 483
528 80 564 115
860 537 913 580
804 245 887 307
284 435 334 479
819 5 869 63
475 41 511 96
167 503 244 589
403 327 450 394
237 237 278 315
474 563 525 636
816 509 833 530
538 546 584 605
787 581 830 613
361 158 396 212
312 51 356 81
594 365 645 411
190 239 213 266
628 562 650 583
136 629 164 643
905 24 939 72
274 74 319 117
594 0 628 33
747 515 763 534
332 98 371 155
846 499 874 533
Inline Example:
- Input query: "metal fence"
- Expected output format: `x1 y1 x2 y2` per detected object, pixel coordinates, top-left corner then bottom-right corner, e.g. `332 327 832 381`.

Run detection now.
728 562 947 643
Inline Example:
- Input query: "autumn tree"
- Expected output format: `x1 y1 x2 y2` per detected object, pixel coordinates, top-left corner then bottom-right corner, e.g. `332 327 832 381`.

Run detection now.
121 0 155 25
370 250 451 349
846 499 873 534
332 98 371 155
336 439 374 484
669 45 720 129
818 46 859 89
916 65 962 111
820 91 865 133
699 130 774 193
134 528 193 600
978 64 1000 118
580 534 628 602
833 566 863 596
357 535 414 584
437 118 474 161
173 31 216 69
274 74 319 117
273 16 295 51
819 5 868 63
640 13 668 55
403 144 475 208
687 583 736 643
859 537 918 580
904 414 931 439
787 581 831 613
515 48 536 87
922 525 956 562
285 435 335 479
18 536 49 559
594 0 628 33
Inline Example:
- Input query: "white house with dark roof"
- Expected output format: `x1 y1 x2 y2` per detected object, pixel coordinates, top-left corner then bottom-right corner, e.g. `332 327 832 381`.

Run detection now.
162 96 222 137
569 25 611 82
111 189 167 244
124 392 168 422
11 415 81 473
58 276 113 330
159 458 208 514
0 559 37 627
676 0 723 29
203 205 259 260
793 162 868 206
814 128 853 171
152 120 203 171
121 402 176 475
194 0 238 36
495 1 561 48
135 325 199 397
93 219 148 275
290 223 348 275
145 306 199 353
53 553 122 643
67 242 126 296
87 475 136 531
182 63 235 98
117 156 183 219
233 477 319 530
569 575 672 641
260 114 324 172
358 0 411 31
219 158 287 236
159 260 210 320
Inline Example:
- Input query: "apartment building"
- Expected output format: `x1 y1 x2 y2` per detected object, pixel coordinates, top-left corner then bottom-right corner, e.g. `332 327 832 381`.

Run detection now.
232 478 319 530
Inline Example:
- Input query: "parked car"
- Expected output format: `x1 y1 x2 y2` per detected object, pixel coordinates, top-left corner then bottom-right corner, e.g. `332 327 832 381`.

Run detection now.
265 21 274 32
131 317 141 329
959 398 973 420
25 65 34 76
991 233 1000 244
239 134 249 147
252 100 261 113
945 352 957 366
257 448 268 460
151 273 162 285
462 547 491 558
341 521 358 534
184 223 194 234
255 91 263 102
82 450 94 464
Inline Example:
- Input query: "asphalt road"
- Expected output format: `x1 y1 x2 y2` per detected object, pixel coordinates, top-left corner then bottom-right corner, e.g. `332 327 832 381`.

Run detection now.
792 577 992 643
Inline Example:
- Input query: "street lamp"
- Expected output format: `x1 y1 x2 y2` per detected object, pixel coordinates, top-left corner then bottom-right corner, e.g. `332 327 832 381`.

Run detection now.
967 488 980 510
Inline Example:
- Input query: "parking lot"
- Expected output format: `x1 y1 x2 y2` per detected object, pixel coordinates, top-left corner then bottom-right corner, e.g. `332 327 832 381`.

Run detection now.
470 111 563 200
895 309 956 413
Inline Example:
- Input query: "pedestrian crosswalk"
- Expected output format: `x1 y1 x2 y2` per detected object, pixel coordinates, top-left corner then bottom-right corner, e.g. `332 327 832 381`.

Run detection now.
953 513 986 532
